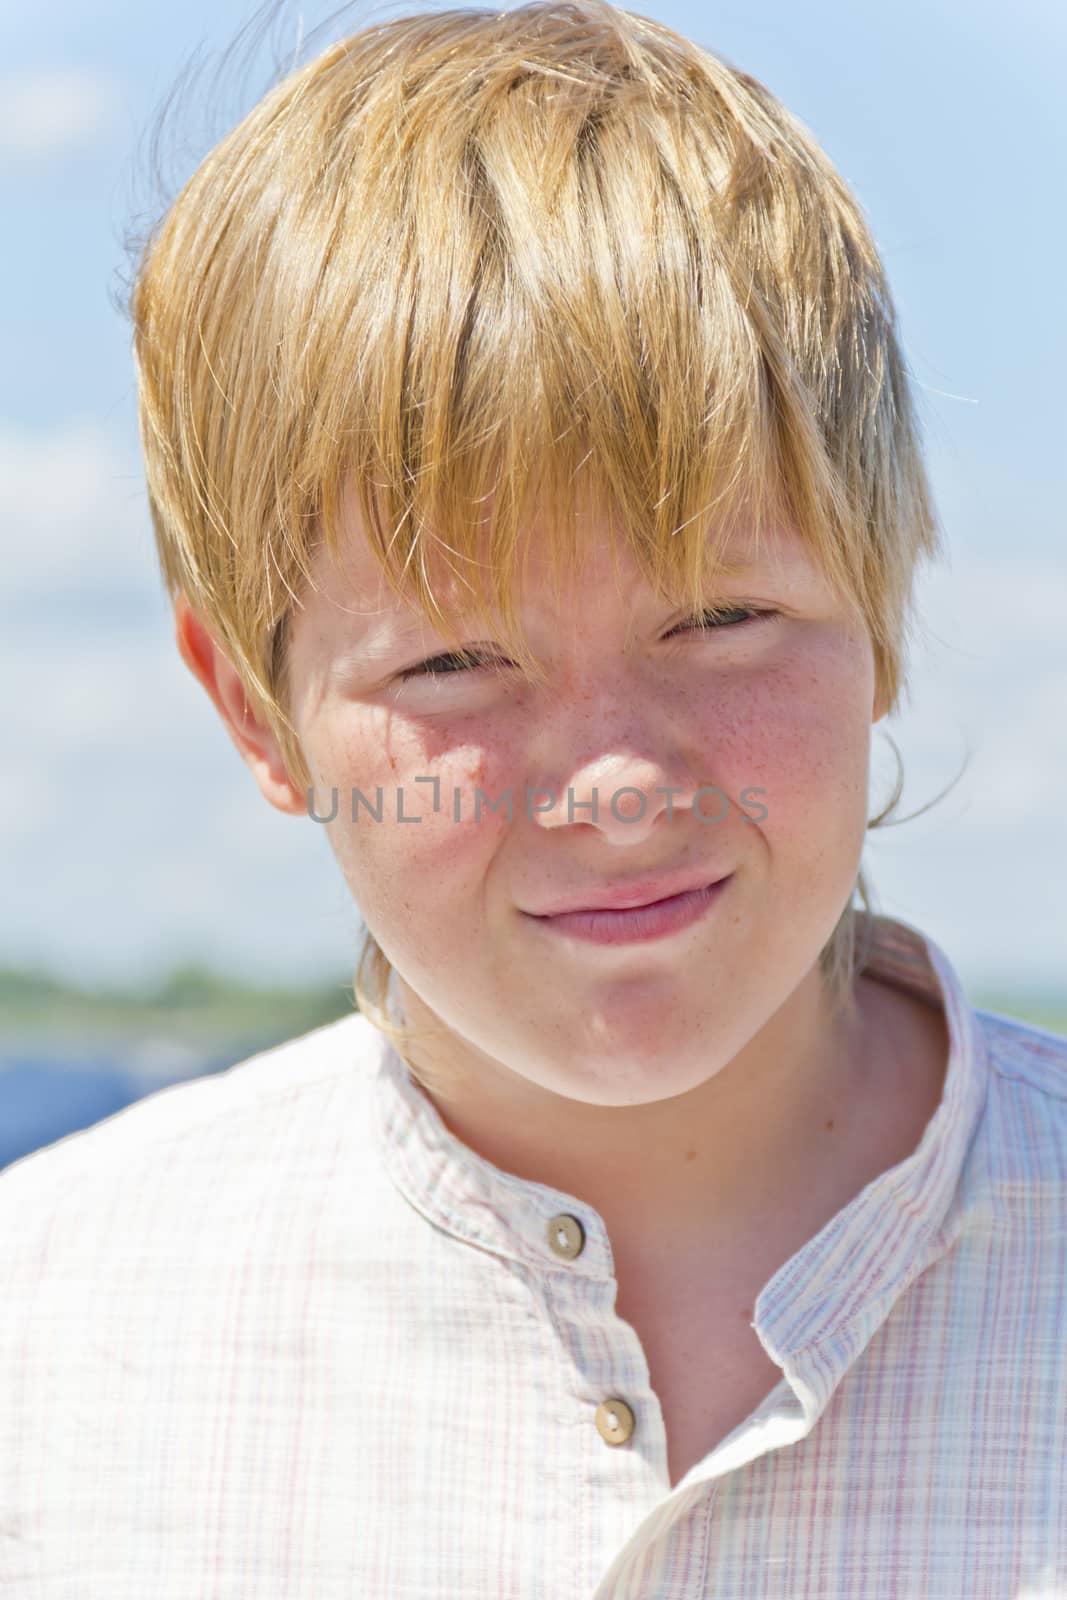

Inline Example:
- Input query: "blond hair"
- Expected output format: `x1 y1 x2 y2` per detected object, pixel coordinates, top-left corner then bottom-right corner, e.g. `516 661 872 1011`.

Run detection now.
125 0 952 1079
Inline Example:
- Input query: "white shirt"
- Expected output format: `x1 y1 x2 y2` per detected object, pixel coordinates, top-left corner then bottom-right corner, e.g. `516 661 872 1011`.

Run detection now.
2 913 1067 1597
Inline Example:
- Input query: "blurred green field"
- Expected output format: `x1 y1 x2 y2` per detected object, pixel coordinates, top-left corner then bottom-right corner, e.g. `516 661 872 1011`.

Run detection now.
0 963 355 1047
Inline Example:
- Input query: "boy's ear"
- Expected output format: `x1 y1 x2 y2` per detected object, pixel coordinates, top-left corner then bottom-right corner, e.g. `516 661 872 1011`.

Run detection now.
174 590 306 818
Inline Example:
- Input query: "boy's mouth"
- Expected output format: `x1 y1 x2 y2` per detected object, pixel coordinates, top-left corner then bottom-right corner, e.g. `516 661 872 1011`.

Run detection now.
523 866 730 917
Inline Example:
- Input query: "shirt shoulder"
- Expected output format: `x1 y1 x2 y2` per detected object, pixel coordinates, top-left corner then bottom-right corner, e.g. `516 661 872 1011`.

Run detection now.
970 1005 1067 1179
977 1005 1067 1096
0 1011 385 1240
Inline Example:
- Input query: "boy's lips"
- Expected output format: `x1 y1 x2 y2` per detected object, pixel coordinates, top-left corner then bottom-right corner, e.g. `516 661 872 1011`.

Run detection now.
522 867 731 917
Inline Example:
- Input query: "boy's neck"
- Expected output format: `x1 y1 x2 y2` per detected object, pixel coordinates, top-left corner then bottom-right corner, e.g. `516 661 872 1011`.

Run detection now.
394 965 947 1267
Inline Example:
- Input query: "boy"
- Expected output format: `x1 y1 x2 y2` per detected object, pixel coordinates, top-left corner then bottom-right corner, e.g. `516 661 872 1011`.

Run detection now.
3 2 1066 1594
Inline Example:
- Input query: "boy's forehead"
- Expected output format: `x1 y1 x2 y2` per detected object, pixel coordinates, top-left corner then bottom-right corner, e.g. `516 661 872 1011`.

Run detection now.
314 482 807 634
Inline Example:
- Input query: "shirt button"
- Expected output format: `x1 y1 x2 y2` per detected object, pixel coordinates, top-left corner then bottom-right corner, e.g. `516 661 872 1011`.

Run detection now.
546 1213 586 1259
595 1398 636 1446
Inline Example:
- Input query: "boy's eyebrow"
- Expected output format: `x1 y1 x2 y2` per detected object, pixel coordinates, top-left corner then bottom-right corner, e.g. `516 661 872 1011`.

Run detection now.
325 610 480 676
327 625 414 670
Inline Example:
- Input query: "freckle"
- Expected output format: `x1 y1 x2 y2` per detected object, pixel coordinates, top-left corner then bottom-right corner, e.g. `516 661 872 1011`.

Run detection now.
825 1118 834 1131
684 1148 697 1162
740 1305 752 1321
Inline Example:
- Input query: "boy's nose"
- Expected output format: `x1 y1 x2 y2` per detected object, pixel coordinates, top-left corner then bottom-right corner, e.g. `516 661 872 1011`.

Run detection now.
530 755 711 846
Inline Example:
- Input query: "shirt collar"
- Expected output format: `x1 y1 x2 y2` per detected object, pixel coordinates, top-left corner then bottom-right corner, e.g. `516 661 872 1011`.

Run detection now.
370 914 990 1368
752 915 990 1373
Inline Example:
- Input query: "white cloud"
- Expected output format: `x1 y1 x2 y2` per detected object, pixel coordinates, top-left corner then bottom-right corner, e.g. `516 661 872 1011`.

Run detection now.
0 417 156 593
905 554 1067 826
861 549 1067 986
0 67 120 162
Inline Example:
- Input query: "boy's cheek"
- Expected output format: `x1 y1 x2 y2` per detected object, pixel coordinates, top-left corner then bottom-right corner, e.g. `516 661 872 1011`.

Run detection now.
321 764 517 890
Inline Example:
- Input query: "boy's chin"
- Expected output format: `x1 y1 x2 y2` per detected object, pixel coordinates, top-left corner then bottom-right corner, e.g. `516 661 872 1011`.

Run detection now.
533 1030 725 1091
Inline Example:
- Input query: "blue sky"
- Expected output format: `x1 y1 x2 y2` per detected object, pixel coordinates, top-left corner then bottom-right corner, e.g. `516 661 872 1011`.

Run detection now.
2 0 1065 995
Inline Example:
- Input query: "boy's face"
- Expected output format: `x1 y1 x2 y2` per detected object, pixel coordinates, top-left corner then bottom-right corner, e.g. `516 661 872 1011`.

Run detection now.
195 482 887 1108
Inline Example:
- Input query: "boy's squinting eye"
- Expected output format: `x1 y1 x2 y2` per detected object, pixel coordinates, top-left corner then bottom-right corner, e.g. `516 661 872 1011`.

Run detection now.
396 644 509 682
394 606 777 683
671 605 778 638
